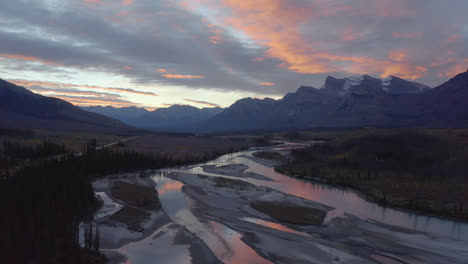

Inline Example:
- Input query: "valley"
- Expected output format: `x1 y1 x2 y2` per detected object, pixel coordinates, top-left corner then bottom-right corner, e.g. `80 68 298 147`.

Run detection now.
89 141 468 264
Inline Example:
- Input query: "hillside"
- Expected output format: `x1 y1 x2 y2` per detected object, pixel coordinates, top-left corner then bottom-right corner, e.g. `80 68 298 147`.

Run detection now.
0 79 135 133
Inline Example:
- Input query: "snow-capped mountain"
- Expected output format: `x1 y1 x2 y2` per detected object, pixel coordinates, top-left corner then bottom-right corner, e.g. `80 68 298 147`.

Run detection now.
202 70 468 132
322 75 430 95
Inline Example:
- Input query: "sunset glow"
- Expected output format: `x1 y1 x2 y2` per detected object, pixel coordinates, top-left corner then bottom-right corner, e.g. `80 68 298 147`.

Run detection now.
0 0 466 108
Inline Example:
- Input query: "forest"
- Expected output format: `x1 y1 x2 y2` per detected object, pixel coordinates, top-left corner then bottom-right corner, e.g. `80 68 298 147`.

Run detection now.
0 139 235 264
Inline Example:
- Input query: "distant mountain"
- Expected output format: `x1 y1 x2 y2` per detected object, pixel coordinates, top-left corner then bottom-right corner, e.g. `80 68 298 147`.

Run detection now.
7 70 467 134
82 104 223 131
322 75 430 95
202 71 468 132
0 79 134 133
80 105 150 123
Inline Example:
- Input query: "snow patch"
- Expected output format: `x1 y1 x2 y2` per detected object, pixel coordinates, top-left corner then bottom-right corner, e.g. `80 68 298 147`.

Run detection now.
382 76 393 92
343 75 364 91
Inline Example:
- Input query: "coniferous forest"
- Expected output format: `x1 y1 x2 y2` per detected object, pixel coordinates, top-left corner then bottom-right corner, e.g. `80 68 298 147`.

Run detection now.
0 139 232 264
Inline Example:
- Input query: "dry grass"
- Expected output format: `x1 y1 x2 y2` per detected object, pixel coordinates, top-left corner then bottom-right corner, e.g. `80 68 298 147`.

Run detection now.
123 134 258 159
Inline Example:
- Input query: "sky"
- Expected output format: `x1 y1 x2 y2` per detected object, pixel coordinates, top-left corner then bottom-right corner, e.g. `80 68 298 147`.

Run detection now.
0 0 467 109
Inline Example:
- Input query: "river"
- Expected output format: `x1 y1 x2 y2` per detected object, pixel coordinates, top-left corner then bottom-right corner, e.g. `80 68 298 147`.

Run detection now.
100 142 468 264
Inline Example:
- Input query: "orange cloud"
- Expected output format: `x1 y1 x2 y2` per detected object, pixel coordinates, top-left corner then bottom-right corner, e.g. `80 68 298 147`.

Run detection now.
28 88 116 98
9 79 158 97
379 65 427 80
144 106 157 111
389 50 407 62
124 65 132 70
214 0 428 80
209 35 223 44
259 82 274 86
162 74 205 79
59 97 136 107
0 53 62 66
156 68 167 72
253 57 264 62
439 59 468 77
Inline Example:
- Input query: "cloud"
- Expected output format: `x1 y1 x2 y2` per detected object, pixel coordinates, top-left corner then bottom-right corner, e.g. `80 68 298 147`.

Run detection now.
259 82 275 86
183 99 221 108
8 79 158 97
0 0 467 107
1 53 62 66
122 0 133 7
392 32 423 39
162 74 205 79
55 95 136 107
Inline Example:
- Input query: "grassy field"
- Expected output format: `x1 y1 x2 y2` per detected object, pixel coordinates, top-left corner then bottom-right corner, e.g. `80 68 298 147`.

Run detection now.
122 134 267 159
276 128 468 220
0 128 126 153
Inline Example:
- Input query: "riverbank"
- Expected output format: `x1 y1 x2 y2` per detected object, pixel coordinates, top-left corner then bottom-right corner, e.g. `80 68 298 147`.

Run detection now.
275 130 468 222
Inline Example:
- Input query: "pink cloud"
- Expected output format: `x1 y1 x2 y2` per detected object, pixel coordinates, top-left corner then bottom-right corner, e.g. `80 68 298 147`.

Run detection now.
162 74 205 79
122 0 133 6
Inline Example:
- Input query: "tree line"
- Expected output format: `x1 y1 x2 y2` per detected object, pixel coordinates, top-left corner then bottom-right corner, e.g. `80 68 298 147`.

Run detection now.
0 138 239 264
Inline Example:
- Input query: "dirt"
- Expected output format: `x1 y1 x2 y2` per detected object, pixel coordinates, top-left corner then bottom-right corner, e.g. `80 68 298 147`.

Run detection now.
109 206 151 232
251 201 327 226
213 177 257 190
110 180 161 210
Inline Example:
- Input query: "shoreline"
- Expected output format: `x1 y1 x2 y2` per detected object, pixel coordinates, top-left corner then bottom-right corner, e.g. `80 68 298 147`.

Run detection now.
276 171 468 224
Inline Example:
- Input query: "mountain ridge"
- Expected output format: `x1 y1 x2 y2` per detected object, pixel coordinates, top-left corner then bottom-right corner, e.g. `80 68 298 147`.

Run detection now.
81 104 223 132
200 71 468 132
5 71 467 133
0 79 136 133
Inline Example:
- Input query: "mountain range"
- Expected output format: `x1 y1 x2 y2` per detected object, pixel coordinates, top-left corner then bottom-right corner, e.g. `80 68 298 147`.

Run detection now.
1 70 468 133
81 105 223 132
0 79 134 133
200 71 468 132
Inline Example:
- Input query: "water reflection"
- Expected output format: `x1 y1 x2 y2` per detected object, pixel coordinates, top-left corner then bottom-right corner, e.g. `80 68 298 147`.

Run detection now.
209 221 273 264
241 217 309 237
117 224 191 264
168 147 468 241
152 174 272 264
234 154 468 241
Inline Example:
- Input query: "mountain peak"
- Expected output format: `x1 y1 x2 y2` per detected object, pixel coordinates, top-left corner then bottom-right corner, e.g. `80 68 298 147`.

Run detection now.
320 74 429 95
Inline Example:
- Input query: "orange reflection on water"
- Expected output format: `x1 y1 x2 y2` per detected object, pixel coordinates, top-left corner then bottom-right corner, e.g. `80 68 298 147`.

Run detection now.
158 181 183 195
241 217 308 237
210 221 273 264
